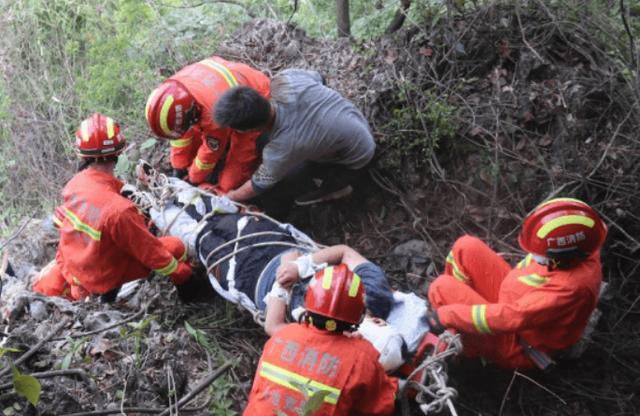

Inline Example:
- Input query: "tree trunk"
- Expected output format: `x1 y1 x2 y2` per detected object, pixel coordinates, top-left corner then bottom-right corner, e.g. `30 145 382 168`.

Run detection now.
386 0 412 34
336 0 351 38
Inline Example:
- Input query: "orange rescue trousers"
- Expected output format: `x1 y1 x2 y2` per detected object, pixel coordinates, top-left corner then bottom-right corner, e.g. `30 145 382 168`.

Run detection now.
428 235 601 369
33 236 187 301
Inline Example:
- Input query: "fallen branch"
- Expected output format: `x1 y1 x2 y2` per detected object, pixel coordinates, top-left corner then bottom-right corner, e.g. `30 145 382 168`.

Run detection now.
0 215 34 252
157 360 234 416
0 317 70 379
52 294 159 341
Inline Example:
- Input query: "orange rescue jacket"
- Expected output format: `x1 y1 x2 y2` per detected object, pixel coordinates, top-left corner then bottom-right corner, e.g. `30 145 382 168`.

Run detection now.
168 56 270 190
51 168 183 294
244 323 398 416
437 251 602 354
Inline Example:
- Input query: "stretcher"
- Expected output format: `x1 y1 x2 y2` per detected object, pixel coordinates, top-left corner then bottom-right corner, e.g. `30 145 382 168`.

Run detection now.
130 160 464 414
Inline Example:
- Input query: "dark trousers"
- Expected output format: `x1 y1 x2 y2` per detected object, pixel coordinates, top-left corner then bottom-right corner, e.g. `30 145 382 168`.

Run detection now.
253 162 368 219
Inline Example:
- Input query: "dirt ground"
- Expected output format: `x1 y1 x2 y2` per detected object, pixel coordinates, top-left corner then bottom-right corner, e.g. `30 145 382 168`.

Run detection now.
2 3 640 415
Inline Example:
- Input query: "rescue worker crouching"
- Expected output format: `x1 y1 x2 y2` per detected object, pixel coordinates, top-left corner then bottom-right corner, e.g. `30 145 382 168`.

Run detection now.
145 56 270 193
426 197 607 369
245 263 398 415
32 113 192 301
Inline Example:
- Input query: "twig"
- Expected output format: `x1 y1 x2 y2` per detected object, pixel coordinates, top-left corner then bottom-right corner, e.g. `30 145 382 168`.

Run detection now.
157 361 234 416
0 215 34 252
619 0 638 73
515 3 544 62
514 370 567 405
498 371 518 416
599 211 640 253
586 107 634 179
0 317 70 379
0 369 89 390
52 294 159 341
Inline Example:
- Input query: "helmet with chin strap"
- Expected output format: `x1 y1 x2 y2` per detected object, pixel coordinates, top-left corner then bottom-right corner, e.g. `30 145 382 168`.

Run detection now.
304 264 365 331
75 113 126 159
518 197 607 261
145 80 197 139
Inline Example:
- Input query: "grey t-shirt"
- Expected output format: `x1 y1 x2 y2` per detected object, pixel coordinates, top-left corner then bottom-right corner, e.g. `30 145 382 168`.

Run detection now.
251 69 375 191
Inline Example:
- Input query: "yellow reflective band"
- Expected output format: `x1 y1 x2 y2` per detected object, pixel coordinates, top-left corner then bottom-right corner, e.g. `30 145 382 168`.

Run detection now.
517 273 549 288
259 361 341 405
179 250 187 262
155 257 178 276
80 120 90 141
200 59 238 87
516 253 533 269
322 266 334 290
194 157 215 171
348 273 361 297
63 208 101 241
52 215 63 228
446 252 468 283
471 304 492 334
106 117 115 139
536 197 587 210
159 95 175 136
170 137 192 148
536 215 595 238
72 275 82 285
145 88 160 122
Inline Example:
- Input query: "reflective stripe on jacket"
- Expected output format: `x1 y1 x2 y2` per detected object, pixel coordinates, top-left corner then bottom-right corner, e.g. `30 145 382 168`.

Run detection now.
168 56 270 190
244 323 397 416
54 168 182 294
435 236 602 353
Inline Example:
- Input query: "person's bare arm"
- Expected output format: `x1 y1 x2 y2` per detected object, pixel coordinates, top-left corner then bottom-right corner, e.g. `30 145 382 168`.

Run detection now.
310 245 368 270
226 180 257 202
264 250 301 336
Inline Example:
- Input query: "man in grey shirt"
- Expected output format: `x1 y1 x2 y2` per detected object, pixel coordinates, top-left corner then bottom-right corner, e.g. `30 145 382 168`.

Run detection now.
214 68 375 211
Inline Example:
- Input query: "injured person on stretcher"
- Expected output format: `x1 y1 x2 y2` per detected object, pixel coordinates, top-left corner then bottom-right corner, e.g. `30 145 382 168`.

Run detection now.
129 161 452 375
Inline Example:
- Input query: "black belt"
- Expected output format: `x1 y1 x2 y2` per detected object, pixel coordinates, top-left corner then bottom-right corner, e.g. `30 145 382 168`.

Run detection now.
518 337 555 370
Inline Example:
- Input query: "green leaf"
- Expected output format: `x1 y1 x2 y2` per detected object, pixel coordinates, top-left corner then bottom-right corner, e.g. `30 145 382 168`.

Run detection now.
0 347 20 358
302 389 331 416
115 154 131 178
12 368 41 406
61 352 72 370
184 321 197 338
140 138 157 150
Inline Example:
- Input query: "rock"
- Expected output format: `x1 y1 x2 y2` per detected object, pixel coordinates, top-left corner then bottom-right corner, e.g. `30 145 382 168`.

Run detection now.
28 300 47 321
393 239 431 260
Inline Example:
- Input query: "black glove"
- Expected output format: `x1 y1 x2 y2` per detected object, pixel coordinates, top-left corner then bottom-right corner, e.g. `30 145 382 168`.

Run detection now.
99 286 121 303
425 309 446 335
174 276 202 303
172 168 188 180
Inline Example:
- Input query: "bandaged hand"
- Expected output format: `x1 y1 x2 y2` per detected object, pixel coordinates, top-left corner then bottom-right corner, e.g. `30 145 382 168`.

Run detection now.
276 261 299 289
293 253 328 279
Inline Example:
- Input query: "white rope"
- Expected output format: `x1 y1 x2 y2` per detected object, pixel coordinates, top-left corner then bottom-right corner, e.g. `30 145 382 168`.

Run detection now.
400 331 463 416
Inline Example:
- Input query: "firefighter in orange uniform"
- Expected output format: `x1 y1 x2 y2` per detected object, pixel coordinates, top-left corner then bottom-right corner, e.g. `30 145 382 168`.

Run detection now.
33 113 192 301
244 264 398 415
145 56 270 192
426 198 607 369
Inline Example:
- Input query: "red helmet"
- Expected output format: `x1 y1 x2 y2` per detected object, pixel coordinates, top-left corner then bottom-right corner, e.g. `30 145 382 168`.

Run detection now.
145 80 196 139
75 113 126 158
518 197 607 257
304 264 365 327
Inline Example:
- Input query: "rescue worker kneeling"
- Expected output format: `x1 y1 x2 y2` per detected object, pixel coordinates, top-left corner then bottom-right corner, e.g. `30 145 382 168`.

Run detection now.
33 113 192 301
245 264 398 415
426 198 607 369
